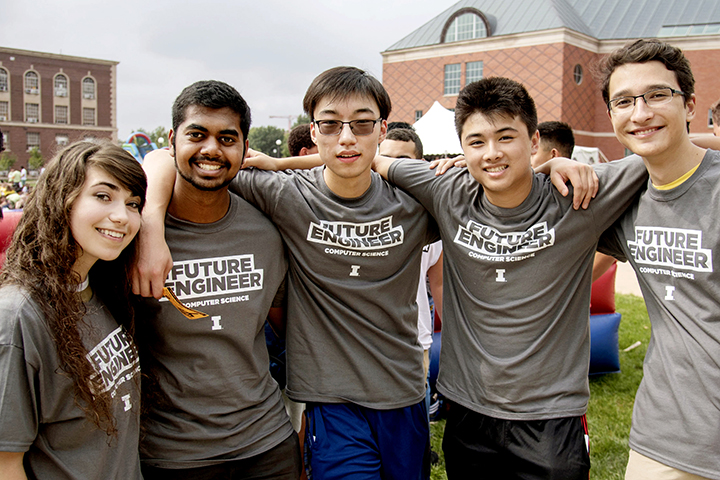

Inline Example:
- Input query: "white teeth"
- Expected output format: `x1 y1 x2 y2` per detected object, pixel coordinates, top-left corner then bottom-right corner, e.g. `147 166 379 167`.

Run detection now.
486 166 507 172
198 163 221 170
98 229 124 239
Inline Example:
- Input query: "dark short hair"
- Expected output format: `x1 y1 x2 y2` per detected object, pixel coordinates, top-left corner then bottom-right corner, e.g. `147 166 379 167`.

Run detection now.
711 99 720 126
537 121 574 158
172 80 251 142
287 124 315 157
597 39 695 105
385 128 423 159
303 67 391 120
387 121 415 131
455 77 537 139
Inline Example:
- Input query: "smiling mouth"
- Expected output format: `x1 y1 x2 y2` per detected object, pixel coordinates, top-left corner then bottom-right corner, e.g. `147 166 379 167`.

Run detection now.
337 153 360 162
196 162 223 171
485 165 508 173
98 228 124 239
631 126 662 136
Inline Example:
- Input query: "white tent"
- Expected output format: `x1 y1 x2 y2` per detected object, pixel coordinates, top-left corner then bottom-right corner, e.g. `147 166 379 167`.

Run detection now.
413 101 463 156
572 146 609 165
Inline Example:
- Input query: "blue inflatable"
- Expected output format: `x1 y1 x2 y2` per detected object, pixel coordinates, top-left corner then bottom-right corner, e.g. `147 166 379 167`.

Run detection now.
589 312 622 375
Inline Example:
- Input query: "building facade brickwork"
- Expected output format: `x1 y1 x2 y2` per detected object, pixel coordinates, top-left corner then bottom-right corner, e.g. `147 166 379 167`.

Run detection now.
0 47 118 169
382 1 720 161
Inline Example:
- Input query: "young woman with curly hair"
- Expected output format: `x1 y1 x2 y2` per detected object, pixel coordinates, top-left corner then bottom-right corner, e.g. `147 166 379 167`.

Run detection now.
0 141 147 479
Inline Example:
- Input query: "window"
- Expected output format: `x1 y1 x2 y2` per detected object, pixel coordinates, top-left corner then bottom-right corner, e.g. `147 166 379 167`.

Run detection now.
27 132 40 151
0 68 8 92
26 103 39 123
83 77 95 99
466 61 484 85
415 110 423 122
55 105 68 124
573 65 583 85
444 64 461 95
0 101 8 121
2 132 7 151
56 134 69 146
55 74 68 97
445 12 488 42
25 72 39 94
83 107 96 126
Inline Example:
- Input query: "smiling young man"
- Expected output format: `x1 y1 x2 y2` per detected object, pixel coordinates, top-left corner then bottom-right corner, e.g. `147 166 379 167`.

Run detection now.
596 39 720 480
372 76 648 479
135 81 299 480
137 68 437 480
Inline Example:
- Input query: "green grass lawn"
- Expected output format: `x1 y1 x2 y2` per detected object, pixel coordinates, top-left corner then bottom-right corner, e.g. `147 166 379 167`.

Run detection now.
429 293 651 480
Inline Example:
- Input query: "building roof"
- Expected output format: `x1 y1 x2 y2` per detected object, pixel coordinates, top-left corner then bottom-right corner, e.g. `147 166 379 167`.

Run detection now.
385 0 720 51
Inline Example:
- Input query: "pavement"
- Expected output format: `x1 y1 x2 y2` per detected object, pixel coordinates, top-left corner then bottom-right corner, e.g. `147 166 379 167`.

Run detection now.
614 261 643 297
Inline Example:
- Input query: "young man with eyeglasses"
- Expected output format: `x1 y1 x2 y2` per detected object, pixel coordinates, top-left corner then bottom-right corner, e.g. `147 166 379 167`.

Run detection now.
137 67 438 480
596 39 720 480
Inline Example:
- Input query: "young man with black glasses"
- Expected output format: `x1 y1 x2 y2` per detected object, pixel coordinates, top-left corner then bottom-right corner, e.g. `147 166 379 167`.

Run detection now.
597 39 720 480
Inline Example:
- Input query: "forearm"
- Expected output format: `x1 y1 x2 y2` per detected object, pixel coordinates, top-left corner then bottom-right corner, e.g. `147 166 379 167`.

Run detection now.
0 452 27 480
142 149 177 217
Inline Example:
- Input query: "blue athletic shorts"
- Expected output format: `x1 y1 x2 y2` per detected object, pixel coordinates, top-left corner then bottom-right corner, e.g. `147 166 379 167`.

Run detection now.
304 401 430 480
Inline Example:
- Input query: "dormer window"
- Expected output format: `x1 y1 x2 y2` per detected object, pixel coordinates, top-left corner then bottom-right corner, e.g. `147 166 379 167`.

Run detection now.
442 9 490 43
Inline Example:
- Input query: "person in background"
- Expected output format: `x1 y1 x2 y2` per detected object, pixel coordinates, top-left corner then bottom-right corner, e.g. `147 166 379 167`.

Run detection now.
287 123 318 157
530 121 575 168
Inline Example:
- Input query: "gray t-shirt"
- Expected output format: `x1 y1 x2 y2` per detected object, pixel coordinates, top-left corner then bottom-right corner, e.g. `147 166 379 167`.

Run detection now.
0 285 142 480
139 193 293 469
599 150 720 479
232 167 438 409
389 157 647 420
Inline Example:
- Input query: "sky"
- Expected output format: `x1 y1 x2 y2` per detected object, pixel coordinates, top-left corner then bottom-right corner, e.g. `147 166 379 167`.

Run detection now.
0 0 457 140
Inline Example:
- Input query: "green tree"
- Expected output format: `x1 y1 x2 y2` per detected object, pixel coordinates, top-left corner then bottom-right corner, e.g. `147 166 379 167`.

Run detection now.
28 147 44 170
0 151 17 173
292 114 311 129
248 125 286 157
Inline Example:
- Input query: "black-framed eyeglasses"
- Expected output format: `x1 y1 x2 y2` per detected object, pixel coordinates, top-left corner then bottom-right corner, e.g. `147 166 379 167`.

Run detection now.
607 87 685 114
313 118 382 136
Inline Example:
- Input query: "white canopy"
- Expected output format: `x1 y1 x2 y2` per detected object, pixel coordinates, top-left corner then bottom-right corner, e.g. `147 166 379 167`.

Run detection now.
572 146 609 165
413 101 463 156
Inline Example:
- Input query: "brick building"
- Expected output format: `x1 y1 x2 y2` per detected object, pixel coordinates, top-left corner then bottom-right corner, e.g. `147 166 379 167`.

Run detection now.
382 0 720 160
0 47 118 168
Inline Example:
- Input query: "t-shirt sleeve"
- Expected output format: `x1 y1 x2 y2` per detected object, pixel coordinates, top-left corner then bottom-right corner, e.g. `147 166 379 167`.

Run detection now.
597 222 629 262
0 337 39 452
388 159 443 219
587 155 648 236
229 169 287 218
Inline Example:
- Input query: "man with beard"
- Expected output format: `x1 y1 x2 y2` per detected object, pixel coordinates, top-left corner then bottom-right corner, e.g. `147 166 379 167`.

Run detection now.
136 81 300 480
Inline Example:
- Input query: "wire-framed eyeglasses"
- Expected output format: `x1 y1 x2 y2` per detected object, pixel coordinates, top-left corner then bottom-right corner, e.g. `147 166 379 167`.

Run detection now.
313 118 382 136
607 88 685 114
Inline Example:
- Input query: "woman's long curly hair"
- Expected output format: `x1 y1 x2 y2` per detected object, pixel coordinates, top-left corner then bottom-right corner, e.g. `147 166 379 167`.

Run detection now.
0 141 147 436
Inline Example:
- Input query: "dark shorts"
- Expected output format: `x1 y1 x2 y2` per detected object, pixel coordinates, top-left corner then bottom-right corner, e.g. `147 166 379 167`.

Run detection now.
442 401 590 480
141 431 301 480
304 401 430 480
